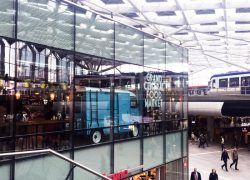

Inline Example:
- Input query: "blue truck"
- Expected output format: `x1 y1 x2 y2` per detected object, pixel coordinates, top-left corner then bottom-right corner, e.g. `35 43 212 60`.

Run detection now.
74 87 141 143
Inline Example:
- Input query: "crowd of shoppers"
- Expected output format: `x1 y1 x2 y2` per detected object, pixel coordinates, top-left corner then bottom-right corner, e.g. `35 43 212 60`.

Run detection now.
190 132 209 148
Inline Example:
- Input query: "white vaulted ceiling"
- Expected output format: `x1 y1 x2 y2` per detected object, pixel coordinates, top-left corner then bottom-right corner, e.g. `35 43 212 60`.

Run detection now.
72 0 250 84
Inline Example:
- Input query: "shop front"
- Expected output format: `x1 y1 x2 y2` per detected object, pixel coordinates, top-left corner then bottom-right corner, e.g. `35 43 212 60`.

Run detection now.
120 158 188 180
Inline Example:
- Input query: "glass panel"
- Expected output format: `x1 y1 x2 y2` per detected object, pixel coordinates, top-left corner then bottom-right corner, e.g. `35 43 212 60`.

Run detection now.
74 145 110 180
18 0 74 50
14 44 73 151
241 76 250 86
183 157 188 180
0 40 14 152
75 9 114 59
15 152 70 180
0 162 10 179
115 23 143 65
219 78 228 88
113 63 143 141
144 35 165 70
74 56 113 146
0 40 3 76
143 135 163 170
183 130 188 156
183 77 188 119
166 44 185 71
166 132 182 162
0 98 12 152
75 171 109 180
0 0 15 38
165 159 184 180
166 74 188 122
17 43 33 79
142 69 166 136
0 41 13 152
114 139 140 172
4 42 15 78
229 77 239 87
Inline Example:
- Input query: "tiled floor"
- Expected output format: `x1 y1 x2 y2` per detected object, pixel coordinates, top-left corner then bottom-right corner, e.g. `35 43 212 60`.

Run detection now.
189 142 250 180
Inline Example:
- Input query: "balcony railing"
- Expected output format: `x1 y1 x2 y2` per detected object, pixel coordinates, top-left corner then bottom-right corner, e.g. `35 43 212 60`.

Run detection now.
0 149 111 180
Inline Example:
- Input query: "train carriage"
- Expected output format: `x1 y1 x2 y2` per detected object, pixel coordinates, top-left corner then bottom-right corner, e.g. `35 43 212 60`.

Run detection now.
208 71 250 95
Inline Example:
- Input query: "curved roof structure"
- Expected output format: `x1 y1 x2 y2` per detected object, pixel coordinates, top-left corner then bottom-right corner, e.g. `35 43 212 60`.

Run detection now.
72 0 250 84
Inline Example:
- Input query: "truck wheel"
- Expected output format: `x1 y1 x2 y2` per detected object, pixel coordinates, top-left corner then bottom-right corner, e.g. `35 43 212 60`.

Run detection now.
91 129 102 144
129 125 139 137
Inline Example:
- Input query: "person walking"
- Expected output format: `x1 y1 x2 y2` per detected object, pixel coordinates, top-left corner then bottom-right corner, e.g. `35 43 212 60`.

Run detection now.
191 132 196 144
221 136 225 151
221 149 229 171
230 147 239 170
199 134 205 148
190 168 201 180
209 169 218 180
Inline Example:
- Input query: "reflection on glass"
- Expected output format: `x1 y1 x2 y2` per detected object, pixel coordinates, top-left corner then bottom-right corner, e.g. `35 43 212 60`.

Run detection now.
165 159 184 180
143 136 164 170
18 0 74 50
75 10 114 59
11 42 74 150
74 146 110 180
166 132 182 162
114 140 140 172
166 43 188 73
0 0 15 38
15 153 71 179
115 23 143 65
143 70 165 136
0 0 188 157
113 64 143 140
144 35 165 69
74 60 114 145
0 163 10 179
183 130 188 156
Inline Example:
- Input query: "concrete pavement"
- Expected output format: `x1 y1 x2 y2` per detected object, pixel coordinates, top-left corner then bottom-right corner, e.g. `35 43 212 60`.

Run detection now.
189 142 250 180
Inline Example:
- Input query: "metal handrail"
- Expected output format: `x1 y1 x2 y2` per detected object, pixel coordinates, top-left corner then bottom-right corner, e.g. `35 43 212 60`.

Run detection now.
0 149 111 180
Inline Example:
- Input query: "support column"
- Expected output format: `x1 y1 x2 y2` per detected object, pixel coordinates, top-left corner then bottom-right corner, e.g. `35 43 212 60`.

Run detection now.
207 117 214 142
0 39 5 76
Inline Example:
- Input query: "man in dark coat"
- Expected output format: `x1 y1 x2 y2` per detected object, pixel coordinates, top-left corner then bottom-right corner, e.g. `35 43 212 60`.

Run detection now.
199 134 205 148
230 147 239 170
209 169 218 180
221 149 229 171
190 168 201 180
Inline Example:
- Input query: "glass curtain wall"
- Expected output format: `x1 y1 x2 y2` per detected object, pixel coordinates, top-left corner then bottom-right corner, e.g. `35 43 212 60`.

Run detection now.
74 7 115 146
18 0 74 50
75 8 114 59
0 0 15 38
0 39 15 152
14 43 74 151
0 0 188 179
143 35 166 136
114 23 143 141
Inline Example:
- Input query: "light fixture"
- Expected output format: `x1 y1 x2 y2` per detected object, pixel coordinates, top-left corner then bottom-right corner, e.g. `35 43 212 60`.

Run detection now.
43 99 48 105
15 91 21 100
50 93 55 101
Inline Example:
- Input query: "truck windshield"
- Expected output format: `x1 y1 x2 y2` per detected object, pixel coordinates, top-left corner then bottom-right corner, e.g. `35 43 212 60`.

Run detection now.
130 97 137 108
